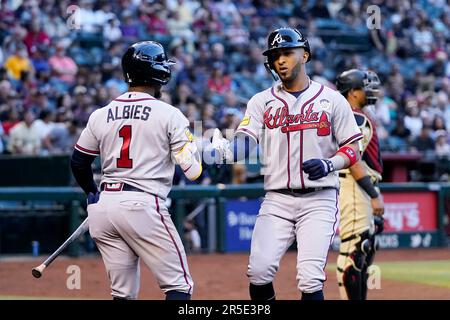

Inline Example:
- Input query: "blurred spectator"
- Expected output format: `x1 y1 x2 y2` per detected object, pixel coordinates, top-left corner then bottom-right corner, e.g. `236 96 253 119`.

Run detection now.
435 131 450 158
8 110 41 155
232 163 247 184
43 119 81 154
33 109 54 142
4 45 33 80
183 219 202 253
411 127 435 153
48 42 78 85
311 0 331 19
103 18 122 43
31 46 51 75
119 10 141 42
105 68 127 95
391 115 412 141
23 21 50 56
207 62 231 95
404 101 423 138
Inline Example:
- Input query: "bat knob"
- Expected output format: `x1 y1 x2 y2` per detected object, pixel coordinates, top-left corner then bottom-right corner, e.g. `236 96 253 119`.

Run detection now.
32 268 42 278
32 264 45 278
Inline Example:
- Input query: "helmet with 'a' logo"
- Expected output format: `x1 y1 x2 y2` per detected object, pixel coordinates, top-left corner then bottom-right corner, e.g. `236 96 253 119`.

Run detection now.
122 41 176 86
262 27 311 62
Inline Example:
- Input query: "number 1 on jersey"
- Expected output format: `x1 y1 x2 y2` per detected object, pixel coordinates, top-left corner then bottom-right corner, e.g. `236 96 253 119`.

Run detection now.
117 125 133 168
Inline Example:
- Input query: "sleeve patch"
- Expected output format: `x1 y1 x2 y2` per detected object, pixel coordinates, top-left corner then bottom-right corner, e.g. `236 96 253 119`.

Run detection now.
185 129 194 142
239 116 251 127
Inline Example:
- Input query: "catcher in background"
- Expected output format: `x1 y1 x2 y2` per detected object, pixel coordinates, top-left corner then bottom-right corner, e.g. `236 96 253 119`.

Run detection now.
335 69 385 300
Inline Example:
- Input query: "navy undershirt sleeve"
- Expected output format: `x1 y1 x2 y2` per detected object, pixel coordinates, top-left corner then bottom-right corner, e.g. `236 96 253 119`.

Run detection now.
70 149 98 195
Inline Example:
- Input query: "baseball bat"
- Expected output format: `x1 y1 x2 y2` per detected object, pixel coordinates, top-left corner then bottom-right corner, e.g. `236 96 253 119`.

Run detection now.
32 217 89 278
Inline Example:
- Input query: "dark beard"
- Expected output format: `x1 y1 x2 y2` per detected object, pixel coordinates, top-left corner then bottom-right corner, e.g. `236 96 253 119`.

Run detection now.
281 61 302 85
154 88 162 99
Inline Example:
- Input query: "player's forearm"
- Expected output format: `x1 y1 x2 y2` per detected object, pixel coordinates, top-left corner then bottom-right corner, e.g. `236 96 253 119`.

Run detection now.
349 161 380 199
328 142 360 171
231 133 258 162
172 142 202 181
70 149 98 195
348 161 367 180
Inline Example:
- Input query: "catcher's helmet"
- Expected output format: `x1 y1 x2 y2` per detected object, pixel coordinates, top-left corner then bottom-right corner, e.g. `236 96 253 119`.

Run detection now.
263 27 311 62
336 69 381 105
121 41 175 86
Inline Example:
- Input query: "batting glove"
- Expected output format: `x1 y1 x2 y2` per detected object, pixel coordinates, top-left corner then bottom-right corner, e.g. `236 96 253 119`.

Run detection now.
87 192 100 205
302 159 334 180
211 128 233 163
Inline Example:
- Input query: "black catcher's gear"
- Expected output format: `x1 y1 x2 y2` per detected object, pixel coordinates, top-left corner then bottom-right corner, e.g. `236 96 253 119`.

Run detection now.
336 69 381 105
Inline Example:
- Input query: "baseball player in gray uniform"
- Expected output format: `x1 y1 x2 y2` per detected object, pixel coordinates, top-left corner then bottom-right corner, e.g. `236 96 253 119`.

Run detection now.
70 41 202 300
212 28 363 300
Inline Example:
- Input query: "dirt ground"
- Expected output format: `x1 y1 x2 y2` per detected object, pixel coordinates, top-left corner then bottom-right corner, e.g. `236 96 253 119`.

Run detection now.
1 248 449 300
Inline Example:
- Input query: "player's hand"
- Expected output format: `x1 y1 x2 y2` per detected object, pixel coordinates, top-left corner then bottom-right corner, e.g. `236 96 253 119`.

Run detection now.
87 192 100 206
211 128 233 163
302 159 334 180
374 215 384 235
370 195 384 216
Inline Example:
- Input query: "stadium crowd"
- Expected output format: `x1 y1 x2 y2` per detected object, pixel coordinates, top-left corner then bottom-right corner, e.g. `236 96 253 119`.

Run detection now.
0 0 449 182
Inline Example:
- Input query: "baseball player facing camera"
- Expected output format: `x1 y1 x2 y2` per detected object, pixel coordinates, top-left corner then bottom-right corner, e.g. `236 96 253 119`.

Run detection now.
335 69 385 300
70 41 200 300
212 27 363 300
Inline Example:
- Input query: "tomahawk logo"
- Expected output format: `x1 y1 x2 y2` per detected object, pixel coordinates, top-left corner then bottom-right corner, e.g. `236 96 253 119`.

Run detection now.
271 33 284 46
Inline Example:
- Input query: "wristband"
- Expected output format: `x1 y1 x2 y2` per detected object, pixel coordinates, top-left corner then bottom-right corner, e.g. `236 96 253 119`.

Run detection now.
338 145 358 167
356 176 379 199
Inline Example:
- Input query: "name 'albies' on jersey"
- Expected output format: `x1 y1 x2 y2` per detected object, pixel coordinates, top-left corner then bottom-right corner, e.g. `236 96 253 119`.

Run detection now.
75 92 193 199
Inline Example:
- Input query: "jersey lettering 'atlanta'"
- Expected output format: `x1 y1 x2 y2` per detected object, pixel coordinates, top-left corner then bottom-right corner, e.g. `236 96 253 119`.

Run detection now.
75 91 191 199
236 79 363 190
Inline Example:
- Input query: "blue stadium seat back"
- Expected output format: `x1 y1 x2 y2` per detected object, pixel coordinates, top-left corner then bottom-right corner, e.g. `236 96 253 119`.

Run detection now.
386 136 409 152
76 31 104 49
210 93 224 106
316 18 348 31
90 47 104 65
208 34 225 45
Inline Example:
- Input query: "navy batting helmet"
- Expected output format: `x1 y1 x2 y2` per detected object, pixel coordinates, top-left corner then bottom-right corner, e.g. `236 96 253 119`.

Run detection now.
121 41 175 86
336 69 381 105
263 27 311 62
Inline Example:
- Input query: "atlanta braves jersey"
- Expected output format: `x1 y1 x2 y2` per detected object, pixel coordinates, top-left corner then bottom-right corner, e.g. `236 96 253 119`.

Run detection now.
236 79 363 190
75 91 192 199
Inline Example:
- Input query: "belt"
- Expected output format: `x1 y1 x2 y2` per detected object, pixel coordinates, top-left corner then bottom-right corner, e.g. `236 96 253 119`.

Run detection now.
101 182 145 193
274 186 334 196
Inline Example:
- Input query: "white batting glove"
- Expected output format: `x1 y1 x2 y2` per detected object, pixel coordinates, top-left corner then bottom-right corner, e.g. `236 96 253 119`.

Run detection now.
211 128 233 163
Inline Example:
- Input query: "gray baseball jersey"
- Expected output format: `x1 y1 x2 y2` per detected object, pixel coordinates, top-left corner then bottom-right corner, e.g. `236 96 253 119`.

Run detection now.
242 79 363 295
236 79 363 190
75 92 192 200
75 91 194 298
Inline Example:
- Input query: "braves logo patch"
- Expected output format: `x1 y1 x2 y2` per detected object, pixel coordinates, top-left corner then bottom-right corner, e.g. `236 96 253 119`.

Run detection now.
271 33 284 46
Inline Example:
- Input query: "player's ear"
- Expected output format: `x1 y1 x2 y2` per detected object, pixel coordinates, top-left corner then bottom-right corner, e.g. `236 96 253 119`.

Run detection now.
303 51 309 64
